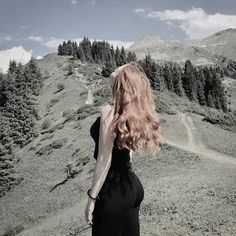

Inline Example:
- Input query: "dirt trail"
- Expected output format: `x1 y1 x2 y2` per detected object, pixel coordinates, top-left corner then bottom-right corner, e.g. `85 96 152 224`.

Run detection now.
165 111 236 166
74 68 94 105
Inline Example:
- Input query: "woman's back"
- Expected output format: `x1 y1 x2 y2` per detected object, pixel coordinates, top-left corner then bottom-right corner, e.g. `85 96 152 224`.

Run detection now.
90 115 134 190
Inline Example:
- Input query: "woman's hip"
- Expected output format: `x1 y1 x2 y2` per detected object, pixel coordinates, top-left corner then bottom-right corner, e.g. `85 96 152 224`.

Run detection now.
99 169 144 199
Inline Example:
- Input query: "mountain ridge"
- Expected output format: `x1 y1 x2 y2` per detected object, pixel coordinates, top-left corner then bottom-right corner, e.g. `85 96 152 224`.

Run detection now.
195 28 236 61
128 28 236 65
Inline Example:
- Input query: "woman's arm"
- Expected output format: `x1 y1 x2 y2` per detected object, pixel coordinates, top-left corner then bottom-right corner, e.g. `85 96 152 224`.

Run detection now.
130 150 133 163
88 104 114 199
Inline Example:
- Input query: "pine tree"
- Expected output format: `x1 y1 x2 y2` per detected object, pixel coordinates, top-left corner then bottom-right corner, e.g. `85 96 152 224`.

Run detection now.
207 91 215 108
114 47 120 66
77 46 85 62
163 64 174 92
110 45 117 66
172 65 184 96
8 60 17 74
57 44 63 55
149 61 161 90
14 62 26 96
127 51 137 62
139 52 153 82
24 57 43 95
182 60 198 101
158 66 166 92
72 50 77 60
101 58 115 78
116 46 126 66
61 41 69 55
80 37 93 62
211 69 228 112
72 41 78 52
91 40 100 63
0 73 7 107
0 58 44 196
196 68 207 106
66 40 73 56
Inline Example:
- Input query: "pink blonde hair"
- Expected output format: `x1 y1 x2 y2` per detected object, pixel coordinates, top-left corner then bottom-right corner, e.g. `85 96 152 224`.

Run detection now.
110 61 166 157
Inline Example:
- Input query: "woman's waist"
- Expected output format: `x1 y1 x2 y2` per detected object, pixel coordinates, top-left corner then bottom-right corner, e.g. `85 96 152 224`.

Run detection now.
106 167 135 179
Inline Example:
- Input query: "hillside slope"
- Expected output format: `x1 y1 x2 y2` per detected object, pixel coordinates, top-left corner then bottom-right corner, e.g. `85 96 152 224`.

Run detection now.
196 28 236 61
0 54 236 236
128 35 225 66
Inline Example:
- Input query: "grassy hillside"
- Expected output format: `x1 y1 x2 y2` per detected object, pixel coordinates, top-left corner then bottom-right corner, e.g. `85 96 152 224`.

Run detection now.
0 54 236 236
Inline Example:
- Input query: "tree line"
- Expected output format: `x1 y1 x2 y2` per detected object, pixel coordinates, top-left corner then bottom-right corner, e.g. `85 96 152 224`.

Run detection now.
57 38 229 112
57 37 137 69
0 58 43 196
139 53 228 112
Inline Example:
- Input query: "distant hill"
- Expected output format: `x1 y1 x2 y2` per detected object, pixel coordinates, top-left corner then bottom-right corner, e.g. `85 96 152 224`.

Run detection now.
196 28 236 61
128 29 236 66
128 34 225 66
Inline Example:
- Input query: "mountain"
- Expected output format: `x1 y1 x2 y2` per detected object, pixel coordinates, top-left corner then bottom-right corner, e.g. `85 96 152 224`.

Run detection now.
195 28 236 61
128 34 226 66
128 29 236 66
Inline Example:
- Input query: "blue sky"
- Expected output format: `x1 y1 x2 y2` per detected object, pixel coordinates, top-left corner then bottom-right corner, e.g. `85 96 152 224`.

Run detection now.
0 0 236 72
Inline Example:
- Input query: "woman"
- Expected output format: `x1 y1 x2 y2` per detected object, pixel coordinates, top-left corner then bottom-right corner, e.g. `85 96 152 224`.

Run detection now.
85 61 165 236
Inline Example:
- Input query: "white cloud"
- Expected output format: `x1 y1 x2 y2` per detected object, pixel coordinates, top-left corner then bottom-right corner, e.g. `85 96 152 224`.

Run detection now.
90 0 96 5
71 0 78 5
36 55 43 60
5 36 12 41
133 8 146 14
28 36 43 42
19 25 29 29
105 40 134 49
44 37 134 49
0 34 12 42
134 7 236 39
44 37 66 48
0 46 33 73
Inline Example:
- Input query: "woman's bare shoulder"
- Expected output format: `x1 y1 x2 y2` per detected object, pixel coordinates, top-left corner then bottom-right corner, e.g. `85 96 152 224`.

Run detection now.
100 103 113 114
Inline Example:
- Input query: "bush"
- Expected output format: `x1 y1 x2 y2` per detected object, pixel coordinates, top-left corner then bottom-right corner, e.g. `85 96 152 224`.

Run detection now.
32 107 41 120
62 109 76 123
203 108 236 130
67 64 74 75
77 104 99 120
93 87 112 106
49 98 60 108
56 82 65 92
41 118 51 130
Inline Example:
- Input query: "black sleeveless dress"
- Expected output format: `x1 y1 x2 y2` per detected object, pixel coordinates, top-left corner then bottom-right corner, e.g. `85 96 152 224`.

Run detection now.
90 116 135 196
90 115 145 236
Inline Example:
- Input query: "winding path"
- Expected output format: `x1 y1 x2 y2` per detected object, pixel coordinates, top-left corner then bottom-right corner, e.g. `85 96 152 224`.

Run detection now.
74 68 94 105
165 111 236 166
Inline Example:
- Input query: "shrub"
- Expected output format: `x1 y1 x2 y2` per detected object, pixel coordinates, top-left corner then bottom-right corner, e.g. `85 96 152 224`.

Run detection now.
56 82 65 92
77 104 99 120
41 118 51 130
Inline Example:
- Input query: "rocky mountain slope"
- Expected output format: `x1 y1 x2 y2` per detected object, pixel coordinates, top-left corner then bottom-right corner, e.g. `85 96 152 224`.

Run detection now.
196 28 236 61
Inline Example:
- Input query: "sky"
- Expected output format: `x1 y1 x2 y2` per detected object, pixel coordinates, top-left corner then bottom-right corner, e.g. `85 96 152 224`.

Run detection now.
0 0 236 73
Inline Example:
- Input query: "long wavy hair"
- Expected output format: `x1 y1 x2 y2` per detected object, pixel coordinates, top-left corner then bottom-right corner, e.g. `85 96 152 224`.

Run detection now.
109 61 166 157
